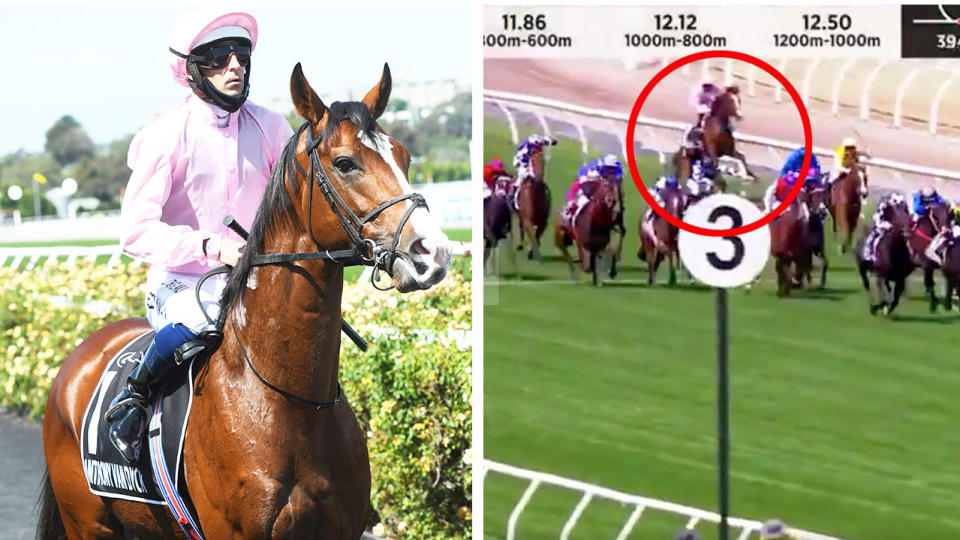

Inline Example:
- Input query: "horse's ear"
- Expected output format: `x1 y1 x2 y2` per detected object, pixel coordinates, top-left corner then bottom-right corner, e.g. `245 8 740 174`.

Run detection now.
361 63 391 120
290 63 328 127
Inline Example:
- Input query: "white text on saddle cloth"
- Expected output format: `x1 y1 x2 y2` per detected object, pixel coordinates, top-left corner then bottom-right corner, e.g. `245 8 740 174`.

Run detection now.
678 194 770 288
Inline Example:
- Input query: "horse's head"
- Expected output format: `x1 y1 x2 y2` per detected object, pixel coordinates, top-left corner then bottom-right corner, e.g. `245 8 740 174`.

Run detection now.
288 63 451 292
930 203 951 233
805 185 828 215
712 87 741 120
884 198 912 232
661 184 684 218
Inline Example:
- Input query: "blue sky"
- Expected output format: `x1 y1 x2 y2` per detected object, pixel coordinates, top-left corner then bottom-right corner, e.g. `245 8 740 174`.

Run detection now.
0 1 471 155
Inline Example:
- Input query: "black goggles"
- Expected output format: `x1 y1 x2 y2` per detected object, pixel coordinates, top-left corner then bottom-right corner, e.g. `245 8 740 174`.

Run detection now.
190 43 251 69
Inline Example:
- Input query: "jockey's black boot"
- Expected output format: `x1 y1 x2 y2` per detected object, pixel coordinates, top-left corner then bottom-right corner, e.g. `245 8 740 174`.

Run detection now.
104 346 161 464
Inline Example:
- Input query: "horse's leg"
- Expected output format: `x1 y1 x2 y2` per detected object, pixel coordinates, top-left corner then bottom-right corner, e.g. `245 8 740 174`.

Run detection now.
819 250 829 290
668 250 677 286
775 256 788 297
888 278 906 315
556 227 576 282
591 252 600 286
924 265 938 313
648 250 660 286
733 150 757 180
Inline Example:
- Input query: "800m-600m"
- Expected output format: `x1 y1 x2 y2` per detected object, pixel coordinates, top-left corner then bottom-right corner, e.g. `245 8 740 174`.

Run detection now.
483 33 573 48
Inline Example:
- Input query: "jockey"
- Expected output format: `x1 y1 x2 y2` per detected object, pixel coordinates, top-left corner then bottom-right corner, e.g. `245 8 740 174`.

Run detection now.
652 173 681 207
691 80 721 127
686 157 718 200
828 137 867 198
105 11 293 464
863 192 908 263
563 168 602 227
911 186 947 220
483 158 508 198
765 147 822 213
513 134 556 188
914 186 951 264
590 153 626 233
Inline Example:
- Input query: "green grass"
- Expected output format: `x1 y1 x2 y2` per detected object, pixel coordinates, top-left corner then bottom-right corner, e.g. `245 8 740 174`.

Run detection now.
483 118 960 539
0 239 117 247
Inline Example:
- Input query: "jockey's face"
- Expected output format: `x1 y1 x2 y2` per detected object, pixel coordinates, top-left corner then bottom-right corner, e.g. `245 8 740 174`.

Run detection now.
198 39 248 97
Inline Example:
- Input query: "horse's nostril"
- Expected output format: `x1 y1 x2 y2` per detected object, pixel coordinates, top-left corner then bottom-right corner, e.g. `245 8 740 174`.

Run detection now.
413 238 431 256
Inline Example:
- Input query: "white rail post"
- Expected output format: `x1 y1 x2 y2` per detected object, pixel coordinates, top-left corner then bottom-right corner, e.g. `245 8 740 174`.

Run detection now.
747 65 757 97
831 59 857 116
559 493 593 540
802 59 822 105
615 504 646 540
495 101 519 146
774 59 788 103
576 124 589 162
893 66 921 128
506 479 541 540
860 59 888 120
928 73 957 135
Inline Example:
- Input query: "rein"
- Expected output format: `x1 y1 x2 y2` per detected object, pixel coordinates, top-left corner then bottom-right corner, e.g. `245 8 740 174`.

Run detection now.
195 122 427 410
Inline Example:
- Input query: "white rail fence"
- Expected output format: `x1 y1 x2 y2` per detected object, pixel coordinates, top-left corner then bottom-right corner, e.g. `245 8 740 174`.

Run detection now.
656 58 960 136
484 89 960 197
485 460 841 540
0 244 135 270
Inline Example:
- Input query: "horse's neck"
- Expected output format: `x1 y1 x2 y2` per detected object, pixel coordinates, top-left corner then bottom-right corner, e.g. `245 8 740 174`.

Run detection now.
226 232 344 405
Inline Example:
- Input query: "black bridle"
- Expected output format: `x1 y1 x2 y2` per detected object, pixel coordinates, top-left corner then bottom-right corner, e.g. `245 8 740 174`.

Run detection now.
196 121 428 409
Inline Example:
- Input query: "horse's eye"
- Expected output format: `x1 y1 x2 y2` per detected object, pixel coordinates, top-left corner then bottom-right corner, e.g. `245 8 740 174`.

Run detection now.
333 157 358 174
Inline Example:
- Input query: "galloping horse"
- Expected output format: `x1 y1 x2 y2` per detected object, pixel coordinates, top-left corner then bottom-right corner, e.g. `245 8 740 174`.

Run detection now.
769 191 812 296
798 184 830 289
516 146 551 262
701 87 757 180
639 186 684 286
484 174 515 273
856 201 914 315
828 165 867 254
556 180 619 285
39 64 452 539
942 235 960 312
908 203 951 311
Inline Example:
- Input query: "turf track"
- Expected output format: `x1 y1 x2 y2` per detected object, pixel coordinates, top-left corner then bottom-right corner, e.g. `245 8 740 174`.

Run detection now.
483 119 960 539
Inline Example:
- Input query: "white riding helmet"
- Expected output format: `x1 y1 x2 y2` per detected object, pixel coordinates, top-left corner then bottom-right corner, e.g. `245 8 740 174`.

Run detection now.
841 137 858 148
921 186 936 197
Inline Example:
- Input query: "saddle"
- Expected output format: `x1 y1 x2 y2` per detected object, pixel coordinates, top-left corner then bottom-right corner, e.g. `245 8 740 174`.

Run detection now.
80 331 213 538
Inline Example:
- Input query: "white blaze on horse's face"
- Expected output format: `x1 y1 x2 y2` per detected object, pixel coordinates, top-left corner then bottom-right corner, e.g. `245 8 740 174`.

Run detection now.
358 130 452 292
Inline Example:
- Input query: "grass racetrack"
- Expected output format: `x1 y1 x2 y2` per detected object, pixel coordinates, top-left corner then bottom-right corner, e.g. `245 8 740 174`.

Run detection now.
483 118 960 539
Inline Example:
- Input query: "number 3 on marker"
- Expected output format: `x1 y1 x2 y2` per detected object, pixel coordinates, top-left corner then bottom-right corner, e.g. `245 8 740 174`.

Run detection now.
706 206 745 271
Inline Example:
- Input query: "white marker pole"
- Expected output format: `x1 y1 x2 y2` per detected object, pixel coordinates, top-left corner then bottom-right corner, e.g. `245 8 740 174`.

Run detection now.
678 194 770 540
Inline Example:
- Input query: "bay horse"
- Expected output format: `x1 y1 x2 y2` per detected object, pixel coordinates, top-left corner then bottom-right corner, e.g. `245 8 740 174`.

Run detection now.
701 87 757 180
515 146 551 262
856 201 914 315
908 203 951 311
484 174 515 274
556 180 618 285
769 192 812 297
942 233 960 312
639 186 684 286
828 166 867 254
39 63 452 540
798 184 830 289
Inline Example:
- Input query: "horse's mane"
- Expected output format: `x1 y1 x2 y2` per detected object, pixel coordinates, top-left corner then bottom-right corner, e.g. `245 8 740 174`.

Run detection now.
217 102 381 329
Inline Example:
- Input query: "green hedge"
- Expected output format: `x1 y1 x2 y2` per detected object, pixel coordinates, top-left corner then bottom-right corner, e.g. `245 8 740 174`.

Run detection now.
0 259 472 539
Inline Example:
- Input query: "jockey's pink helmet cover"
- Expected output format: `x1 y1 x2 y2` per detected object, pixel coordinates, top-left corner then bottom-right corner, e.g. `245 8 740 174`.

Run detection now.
168 11 258 88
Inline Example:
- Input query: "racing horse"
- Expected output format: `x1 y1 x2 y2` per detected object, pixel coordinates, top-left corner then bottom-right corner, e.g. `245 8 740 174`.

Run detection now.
828 165 867 254
484 173 515 274
769 190 812 296
856 200 914 315
515 142 552 262
556 179 619 285
639 185 684 286
701 86 757 180
39 63 452 540
942 233 960 312
797 183 830 289
908 202 951 311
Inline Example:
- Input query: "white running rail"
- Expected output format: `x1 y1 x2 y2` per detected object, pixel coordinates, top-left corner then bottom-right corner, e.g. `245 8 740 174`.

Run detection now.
0 244 135 270
484 460 842 540
484 89 960 196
